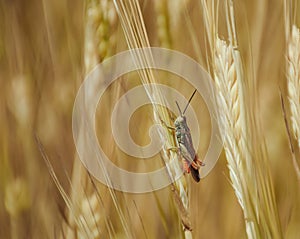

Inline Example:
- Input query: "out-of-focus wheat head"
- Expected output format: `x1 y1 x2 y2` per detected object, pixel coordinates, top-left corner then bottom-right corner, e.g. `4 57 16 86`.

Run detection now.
4 178 30 239
287 25 300 149
63 1 122 239
85 0 117 72
155 0 172 48
77 193 103 239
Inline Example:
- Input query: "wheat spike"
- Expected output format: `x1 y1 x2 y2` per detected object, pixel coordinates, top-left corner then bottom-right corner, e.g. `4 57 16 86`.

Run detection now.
77 194 102 239
214 36 282 239
155 0 172 48
284 0 300 180
214 37 259 238
201 0 282 238
287 25 300 149
64 1 133 238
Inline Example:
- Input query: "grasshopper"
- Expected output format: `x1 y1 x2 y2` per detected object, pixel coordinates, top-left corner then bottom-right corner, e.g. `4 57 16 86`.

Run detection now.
163 90 204 182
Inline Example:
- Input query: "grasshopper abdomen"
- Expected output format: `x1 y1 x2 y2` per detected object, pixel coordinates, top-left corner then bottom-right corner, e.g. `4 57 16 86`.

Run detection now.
174 115 203 182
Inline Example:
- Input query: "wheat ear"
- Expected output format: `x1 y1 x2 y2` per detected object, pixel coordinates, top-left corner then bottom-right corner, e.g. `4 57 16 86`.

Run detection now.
155 0 172 48
201 0 282 238
64 1 133 238
214 36 260 238
285 0 300 179
214 36 283 239
287 25 300 150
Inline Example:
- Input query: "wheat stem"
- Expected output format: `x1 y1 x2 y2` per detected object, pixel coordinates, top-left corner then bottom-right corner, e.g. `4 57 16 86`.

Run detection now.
113 0 192 236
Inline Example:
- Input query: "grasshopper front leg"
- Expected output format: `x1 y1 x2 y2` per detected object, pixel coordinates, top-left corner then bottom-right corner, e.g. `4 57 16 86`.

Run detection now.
159 117 176 131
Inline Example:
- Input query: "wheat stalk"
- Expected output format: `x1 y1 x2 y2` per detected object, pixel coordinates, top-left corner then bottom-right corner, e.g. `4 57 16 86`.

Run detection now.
113 0 193 237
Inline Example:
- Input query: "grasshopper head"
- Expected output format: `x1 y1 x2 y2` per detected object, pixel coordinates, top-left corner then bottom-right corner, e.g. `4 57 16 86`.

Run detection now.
174 115 186 127
174 90 196 127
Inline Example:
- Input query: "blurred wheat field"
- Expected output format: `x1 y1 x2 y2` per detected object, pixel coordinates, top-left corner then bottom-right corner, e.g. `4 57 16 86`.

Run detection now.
1 0 300 238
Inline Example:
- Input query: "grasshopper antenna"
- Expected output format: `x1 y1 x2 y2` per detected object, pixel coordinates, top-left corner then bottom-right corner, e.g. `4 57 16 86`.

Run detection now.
175 101 183 116
182 89 197 115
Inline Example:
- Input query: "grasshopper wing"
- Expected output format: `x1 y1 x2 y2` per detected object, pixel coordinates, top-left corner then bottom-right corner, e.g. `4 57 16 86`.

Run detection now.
179 144 194 164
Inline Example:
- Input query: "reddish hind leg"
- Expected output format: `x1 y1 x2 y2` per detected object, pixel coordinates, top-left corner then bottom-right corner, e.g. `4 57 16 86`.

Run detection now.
182 159 191 173
191 154 205 170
